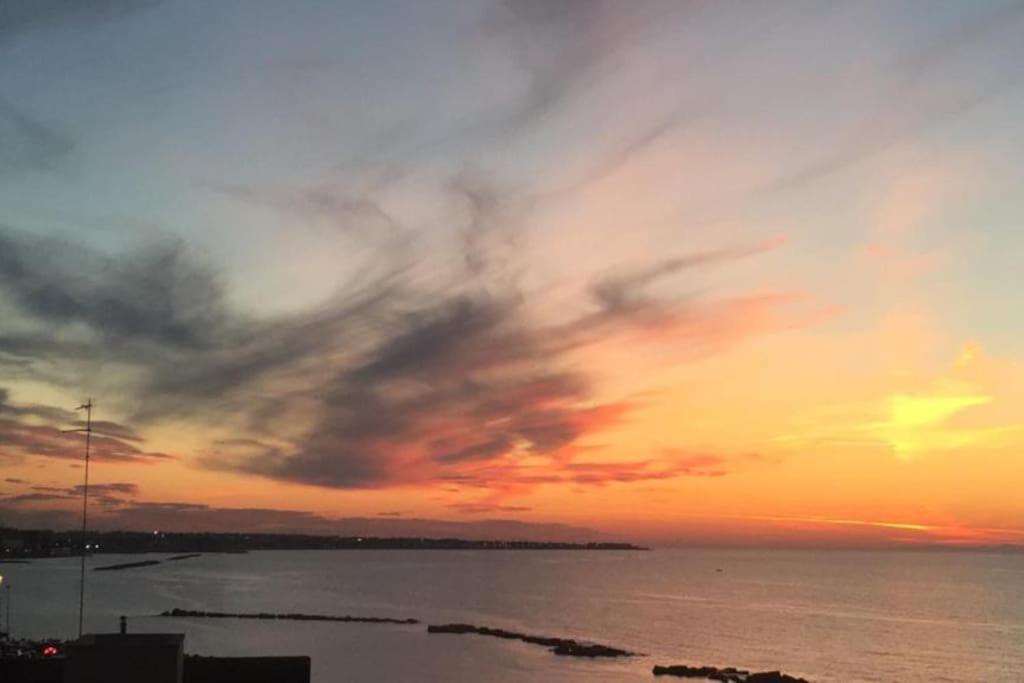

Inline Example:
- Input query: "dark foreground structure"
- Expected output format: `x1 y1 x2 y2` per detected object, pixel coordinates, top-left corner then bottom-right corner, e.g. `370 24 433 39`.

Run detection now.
0 633 310 683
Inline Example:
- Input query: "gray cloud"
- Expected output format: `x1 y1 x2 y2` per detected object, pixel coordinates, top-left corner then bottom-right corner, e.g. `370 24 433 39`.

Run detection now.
202 179 403 239
0 169 798 492
0 388 76 422
483 0 609 133
70 481 139 507
0 481 136 509
222 293 614 488
588 240 783 321
1 491 72 503
0 0 162 44
439 454 729 492
0 418 175 463
0 1 164 175
68 482 138 496
681 3 1024 224
448 502 532 515
0 389 174 464
479 0 685 136
0 97 73 174
0 229 235 351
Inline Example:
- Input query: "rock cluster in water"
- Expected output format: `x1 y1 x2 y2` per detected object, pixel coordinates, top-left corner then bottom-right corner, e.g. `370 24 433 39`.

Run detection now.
653 664 809 682
93 553 201 571
93 560 162 571
160 608 419 625
427 623 637 658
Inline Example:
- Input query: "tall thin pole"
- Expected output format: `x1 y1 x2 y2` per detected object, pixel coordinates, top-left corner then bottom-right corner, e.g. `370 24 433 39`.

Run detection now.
77 399 93 638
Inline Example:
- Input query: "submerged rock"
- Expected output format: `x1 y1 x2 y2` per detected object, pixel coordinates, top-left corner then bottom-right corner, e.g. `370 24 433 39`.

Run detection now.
427 623 637 658
653 664 747 681
93 560 162 571
550 642 630 658
746 672 809 683
653 664 808 682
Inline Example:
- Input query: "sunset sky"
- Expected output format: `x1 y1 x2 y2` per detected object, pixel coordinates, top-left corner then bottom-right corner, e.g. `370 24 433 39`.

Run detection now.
2 0 1023 546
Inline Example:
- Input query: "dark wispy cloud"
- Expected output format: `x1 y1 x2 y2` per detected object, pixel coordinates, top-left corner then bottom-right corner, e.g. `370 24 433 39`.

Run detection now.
479 0 684 136
0 2 166 176
1 480 138 509
440 454 730 496
68 482 138 496
587 241 784 321
203 292 631 488
202 178 403 239
0 388 173 464
0 419 174 463
0 0 162 44
0 97 73 174
0 228 233 352
482 0 609 133
0 164 805 493
448 502 532 515
372 0 690 167
70 481 139 506
0 388 76 422
680 3 1024 224
1 492 72 504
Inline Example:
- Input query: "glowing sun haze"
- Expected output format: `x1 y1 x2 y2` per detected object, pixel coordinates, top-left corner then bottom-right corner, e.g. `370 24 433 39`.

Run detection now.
1 0 1023 547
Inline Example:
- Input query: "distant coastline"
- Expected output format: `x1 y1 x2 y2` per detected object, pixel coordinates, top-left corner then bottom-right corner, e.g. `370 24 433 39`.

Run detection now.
0 527 646 558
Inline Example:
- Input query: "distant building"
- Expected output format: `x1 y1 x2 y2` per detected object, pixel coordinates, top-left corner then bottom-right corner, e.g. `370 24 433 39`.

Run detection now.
1 536 24 553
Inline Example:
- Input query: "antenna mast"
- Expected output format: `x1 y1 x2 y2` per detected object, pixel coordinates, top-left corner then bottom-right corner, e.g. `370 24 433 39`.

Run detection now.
75 399 93 638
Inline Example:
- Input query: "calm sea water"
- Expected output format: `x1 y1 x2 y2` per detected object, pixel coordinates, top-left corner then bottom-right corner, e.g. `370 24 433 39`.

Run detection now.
3 548 1022 681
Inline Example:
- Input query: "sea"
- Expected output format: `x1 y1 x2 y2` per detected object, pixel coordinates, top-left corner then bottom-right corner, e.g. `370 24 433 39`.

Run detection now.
2 548 1022 681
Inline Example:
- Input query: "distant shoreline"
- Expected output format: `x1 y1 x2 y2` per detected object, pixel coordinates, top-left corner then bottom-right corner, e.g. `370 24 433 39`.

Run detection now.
0 527 646 558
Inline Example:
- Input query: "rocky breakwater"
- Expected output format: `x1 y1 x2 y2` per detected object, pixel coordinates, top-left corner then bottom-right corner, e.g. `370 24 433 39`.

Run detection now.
653 664 809 682
427 623 638 658
93 560 162 571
